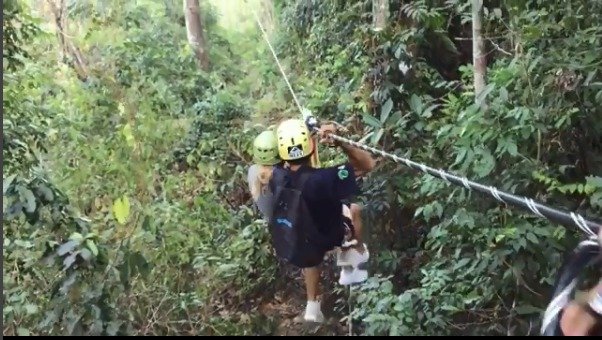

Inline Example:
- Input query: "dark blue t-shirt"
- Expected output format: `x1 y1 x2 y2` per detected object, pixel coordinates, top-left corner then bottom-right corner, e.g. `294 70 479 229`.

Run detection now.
272 163 359 244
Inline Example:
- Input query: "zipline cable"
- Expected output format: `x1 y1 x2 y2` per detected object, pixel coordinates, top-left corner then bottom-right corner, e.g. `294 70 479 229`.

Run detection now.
249 6 305 118
324 132 600 238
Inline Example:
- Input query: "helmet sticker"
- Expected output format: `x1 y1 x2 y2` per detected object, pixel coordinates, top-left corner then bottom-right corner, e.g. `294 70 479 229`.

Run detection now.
288 145 304 158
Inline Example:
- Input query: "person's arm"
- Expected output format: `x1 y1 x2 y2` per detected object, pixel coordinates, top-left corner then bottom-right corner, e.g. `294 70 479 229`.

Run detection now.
339 142 376 177
318 123 376 176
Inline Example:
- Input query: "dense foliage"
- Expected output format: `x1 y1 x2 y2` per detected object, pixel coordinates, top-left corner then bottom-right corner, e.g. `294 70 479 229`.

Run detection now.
3 0 601 336
4 0 276 336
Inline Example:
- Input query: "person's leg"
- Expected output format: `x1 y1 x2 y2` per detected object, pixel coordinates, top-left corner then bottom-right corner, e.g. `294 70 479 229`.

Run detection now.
349 203 365 253
303 266 321 301
301 265 325 322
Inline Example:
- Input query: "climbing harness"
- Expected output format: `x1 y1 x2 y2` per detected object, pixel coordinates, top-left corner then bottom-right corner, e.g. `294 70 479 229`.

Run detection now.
249 5 601 335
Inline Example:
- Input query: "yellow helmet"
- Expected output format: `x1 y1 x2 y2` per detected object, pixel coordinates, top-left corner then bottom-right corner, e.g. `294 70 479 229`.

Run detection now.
276 119 313 161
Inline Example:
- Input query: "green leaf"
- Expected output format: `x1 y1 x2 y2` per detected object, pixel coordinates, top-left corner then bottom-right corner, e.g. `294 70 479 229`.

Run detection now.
380 98 393 123
69 232 84 242
586 176 602 189
591 192 602 208
19 187 36 213
17 328 30 336
86 239 99 256
362 113 382 128
372 128 384 145
63 252 78 270
526 232 538 244
122 123 135 148
25 304 38 315
79 248 92 262
3 174 17 195
141 216 151 232
440 304 460 312
409 94 422 114
453 258 471 270
59 272 77 295
57 240 78 256
36 184 54 202
106 320 122 336
474 151 496 178
112 196 130 225
514 304 540 315
507 141 518 156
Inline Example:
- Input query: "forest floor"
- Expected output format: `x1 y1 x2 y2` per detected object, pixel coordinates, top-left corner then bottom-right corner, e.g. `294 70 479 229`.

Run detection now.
257 255 357 336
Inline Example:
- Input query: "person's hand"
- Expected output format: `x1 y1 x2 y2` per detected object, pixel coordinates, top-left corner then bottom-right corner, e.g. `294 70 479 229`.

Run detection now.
318 123 340 147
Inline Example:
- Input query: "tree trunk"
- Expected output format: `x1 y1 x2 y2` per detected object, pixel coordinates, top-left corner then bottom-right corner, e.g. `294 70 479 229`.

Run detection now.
373 0 389 31
472 0 486 107
183 0 210 71
46 0 88 81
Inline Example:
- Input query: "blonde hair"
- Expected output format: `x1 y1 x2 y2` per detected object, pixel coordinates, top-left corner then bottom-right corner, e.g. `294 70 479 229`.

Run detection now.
250 165 275 201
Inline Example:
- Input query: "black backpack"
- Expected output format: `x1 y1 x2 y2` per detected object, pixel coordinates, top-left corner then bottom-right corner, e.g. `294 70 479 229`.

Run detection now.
268 166 329 268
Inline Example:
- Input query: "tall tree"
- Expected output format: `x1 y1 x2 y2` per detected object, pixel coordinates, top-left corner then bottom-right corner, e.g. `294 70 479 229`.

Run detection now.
46 0 89 81
472 0 486 107
373 0 389 31
183 0 210 71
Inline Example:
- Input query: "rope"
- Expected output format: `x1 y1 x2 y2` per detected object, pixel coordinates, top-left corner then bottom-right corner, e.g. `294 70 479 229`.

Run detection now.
349 285 353 336
249 6 322 168
249 7 305 116
324 132 601 237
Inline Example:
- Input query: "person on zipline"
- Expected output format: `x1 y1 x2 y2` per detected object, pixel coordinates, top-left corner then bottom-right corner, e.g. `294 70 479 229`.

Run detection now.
248 129 281 219
248 125 374 273
249 127 370 269
249 118 375 323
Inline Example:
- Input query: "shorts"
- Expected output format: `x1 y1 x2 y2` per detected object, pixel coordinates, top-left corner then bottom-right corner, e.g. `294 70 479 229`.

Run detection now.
321 203 355 248
292 204 354 268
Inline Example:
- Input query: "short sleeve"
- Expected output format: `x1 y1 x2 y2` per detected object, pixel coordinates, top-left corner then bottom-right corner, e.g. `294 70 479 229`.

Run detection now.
305 163 359 201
